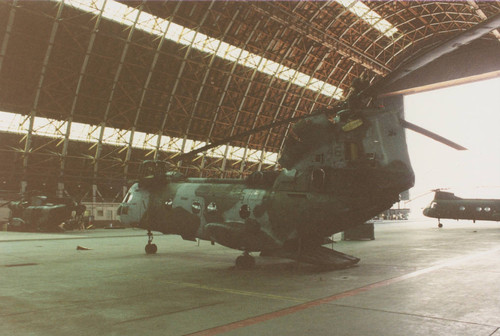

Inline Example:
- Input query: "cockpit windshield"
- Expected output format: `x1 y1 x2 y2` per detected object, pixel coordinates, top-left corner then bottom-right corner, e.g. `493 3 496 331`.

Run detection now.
123 192 133 203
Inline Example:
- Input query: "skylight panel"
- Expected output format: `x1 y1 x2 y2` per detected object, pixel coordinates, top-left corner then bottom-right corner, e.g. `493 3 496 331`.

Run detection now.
0 111 278 164
69 121 94 142
336 0 398 38
138 12 168 36
132 131 147 148
295 73 311 87
32 118 67 137
0 111 27 133
278 68 297 82
169 138 184 152
143 134 158 150
229 147 246 160
211 145 226 159
59 0 343 99
179 29 197 46
65 0 104 15
165 22 183 42
243 54 262 69
204 37 221 53
263 152 278 165
221 44 240 61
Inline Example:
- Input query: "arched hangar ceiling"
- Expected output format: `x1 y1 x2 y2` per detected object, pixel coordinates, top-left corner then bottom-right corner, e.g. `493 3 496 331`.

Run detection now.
0 0 499 200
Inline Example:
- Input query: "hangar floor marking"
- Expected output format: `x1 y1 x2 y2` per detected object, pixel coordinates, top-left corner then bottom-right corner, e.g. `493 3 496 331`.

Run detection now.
186 246 500 336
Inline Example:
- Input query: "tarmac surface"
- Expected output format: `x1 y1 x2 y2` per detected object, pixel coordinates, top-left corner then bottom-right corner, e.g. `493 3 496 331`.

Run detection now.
1 218 500 336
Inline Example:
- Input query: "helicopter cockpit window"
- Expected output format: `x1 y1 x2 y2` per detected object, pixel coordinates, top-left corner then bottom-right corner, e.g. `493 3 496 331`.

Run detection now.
123 193 133 203
431 202 438 209
311 168 326 191
192 201 201 214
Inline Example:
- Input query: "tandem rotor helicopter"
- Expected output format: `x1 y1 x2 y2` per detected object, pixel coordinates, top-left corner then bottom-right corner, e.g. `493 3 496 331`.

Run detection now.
424 189 500 228
118 13 500 269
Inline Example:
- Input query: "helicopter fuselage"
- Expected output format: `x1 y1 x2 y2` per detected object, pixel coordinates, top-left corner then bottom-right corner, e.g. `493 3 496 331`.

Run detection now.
119 108 415 254
423 191 500 223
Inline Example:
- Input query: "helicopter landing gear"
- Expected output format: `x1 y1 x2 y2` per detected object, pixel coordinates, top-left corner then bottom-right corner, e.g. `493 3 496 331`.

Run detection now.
235 251 255 269
438 219 443 228
145 230 157 254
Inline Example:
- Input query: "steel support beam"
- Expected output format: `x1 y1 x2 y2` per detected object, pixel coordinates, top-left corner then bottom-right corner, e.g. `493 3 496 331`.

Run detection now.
126 2 182 192
467 0 500 41
155 2 212 168
93 2 143 202
251 2 390 76
22 1 64 194
184 8 240 177
177 2 215 165
203 22 263 176
60 0 107 198
0 0 17 75
239 34 301 174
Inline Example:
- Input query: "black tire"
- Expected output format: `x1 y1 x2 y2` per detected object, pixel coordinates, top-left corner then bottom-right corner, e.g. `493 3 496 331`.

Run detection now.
235 255 255 269
145 243 157 254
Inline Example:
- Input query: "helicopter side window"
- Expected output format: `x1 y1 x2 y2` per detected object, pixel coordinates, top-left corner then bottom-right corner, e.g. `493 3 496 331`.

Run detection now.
459 206 466 211
484 207 491 212
239 205 251 219
311 168 326 191
207 202 217 213
476 207 482 212
192 201 202 214
164 199 173 209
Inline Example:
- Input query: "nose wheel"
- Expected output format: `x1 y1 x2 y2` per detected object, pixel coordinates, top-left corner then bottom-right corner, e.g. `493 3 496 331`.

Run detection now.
235 251 255 269
145 230 157 254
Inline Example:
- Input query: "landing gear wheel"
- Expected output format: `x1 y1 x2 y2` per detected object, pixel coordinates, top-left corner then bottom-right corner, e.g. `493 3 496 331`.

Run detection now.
145 243 157 254
438 220 443 228
235 253 255 269
145 230 157 254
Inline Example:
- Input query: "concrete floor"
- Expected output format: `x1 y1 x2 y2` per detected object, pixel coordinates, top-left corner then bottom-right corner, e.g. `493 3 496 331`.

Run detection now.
1 218 500 336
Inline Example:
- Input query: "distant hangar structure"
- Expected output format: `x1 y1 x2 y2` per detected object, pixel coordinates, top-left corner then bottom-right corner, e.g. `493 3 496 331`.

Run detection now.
0 0 500 202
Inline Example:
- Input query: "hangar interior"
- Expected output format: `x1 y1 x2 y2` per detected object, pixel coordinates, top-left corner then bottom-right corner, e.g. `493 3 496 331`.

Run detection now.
1 0 500 202
2 1 500 336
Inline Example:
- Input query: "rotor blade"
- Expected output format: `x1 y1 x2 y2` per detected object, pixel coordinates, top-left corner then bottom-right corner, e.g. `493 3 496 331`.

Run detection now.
401 119 467 151
177 106 343 161
370 12 500 94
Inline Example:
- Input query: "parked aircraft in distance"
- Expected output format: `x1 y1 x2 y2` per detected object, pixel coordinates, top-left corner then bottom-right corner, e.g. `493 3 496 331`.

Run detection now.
423 190 500 227
7 195 85 232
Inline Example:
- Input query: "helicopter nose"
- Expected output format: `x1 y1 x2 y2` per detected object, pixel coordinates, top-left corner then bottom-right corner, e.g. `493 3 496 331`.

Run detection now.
376 160 415 192
422 207 430 216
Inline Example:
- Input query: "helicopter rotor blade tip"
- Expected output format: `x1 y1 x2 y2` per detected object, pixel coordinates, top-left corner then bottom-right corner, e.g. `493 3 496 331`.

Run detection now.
401 119 467 151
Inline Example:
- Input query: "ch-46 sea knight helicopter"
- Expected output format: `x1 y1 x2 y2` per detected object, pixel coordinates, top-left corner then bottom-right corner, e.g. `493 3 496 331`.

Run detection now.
424 189 500 228
6 194 85 232
118 13 500 269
